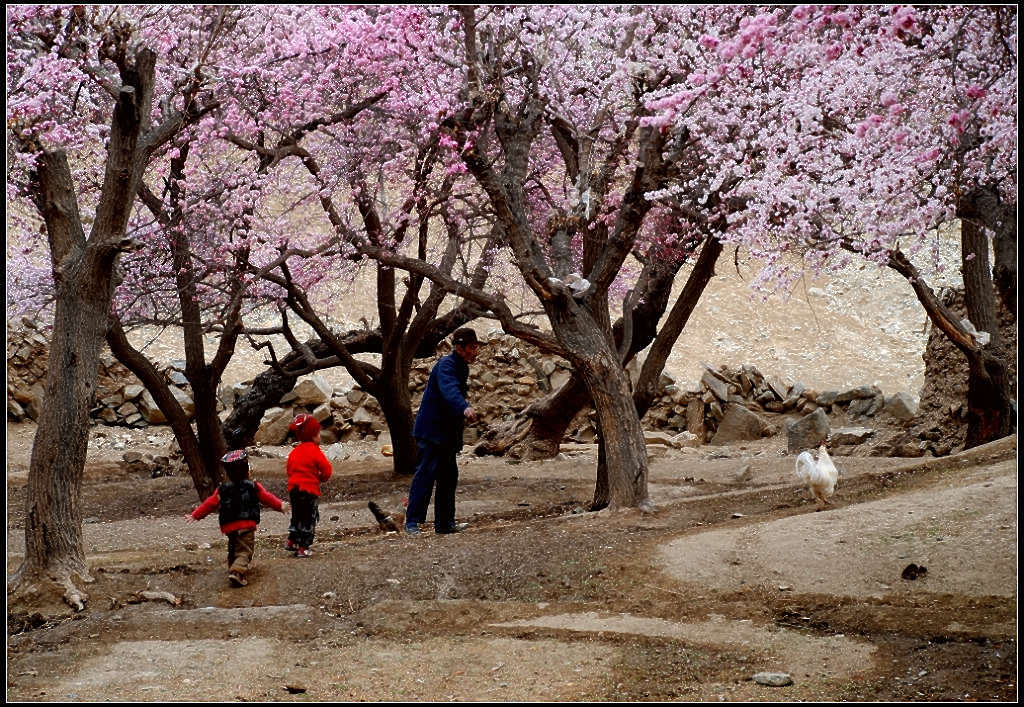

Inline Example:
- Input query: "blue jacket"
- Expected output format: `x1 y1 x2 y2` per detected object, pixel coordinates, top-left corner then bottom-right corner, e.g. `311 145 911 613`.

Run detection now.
413 351 470 450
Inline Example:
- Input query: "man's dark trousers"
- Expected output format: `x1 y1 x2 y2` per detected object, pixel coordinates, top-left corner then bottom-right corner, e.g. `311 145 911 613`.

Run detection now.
406 441 459 531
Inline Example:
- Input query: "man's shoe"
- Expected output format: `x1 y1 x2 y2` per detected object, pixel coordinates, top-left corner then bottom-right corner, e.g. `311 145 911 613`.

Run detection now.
294 547 313 558
285 539 298 553
436 522 469 534
228 571 247 587
404 525 422 536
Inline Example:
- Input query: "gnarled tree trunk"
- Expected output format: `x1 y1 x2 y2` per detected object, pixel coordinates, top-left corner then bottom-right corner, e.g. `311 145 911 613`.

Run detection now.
549 306 651 510
10 51 159 610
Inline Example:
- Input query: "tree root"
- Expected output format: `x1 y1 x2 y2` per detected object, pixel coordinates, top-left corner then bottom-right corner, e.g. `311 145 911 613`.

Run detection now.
8 563 93 613
60 576 88 612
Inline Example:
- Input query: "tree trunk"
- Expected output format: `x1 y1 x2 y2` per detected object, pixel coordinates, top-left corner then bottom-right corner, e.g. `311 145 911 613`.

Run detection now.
549 305 651 510
374 371 418 477
12 51 156 608
474 375 591 459
634 236 723 416
959 208 1013 447
13 253 111 609
970 185 1016 317
223 367 299 449
188 374 227 496
591 439 610 511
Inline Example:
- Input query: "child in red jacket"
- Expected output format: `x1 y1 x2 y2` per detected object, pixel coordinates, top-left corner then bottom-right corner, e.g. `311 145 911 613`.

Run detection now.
286 414 333 557
186 450 288 587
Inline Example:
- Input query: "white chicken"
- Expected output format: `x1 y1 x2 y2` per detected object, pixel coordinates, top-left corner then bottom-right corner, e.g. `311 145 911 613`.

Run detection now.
795 443 840 509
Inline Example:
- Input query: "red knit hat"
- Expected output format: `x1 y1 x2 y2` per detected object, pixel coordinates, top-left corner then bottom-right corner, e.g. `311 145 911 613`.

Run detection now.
289 413 321 442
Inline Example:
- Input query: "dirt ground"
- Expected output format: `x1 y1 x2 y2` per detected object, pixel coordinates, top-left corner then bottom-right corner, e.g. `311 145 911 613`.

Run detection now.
5 418 1017 702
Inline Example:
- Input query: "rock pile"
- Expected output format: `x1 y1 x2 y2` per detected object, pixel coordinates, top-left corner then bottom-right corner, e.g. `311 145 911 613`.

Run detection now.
7 318 205 427
6 317 49 422
90 360 202 427
648 361 920 450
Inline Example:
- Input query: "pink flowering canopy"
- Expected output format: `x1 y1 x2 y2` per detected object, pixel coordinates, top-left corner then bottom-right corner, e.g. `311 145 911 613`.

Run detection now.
7 5 1016 321
636 6 1016 294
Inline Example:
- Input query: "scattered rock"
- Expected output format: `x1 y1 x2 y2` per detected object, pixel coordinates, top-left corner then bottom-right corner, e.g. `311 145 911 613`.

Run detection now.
753 672 793 686
291 375 333 406
901 563 928 580
884 392 919 421
830 427 875 446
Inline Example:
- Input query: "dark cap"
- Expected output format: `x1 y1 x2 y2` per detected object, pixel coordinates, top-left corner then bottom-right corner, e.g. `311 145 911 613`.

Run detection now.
222 450 248 465
221 449 250 481
452 327 480 347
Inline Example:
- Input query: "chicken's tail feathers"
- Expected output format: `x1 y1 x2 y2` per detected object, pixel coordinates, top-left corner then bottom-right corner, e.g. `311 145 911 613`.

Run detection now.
795 451 816 482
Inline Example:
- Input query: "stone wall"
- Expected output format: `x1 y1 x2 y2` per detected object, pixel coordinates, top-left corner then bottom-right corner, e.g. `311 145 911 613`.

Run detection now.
8 322 939 457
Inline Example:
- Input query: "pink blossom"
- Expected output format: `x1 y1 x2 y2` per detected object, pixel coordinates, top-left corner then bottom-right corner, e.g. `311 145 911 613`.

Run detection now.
699 34 719 49
966 84 987 99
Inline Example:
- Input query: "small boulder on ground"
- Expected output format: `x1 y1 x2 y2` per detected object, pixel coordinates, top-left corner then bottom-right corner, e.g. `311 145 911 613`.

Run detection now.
786 407 831 453
884 392 919 420
831 427 875 446
753 672 793 687
710 404 774 445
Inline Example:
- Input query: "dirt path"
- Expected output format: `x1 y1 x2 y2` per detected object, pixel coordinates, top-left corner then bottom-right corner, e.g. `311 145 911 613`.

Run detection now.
6 433 1018 702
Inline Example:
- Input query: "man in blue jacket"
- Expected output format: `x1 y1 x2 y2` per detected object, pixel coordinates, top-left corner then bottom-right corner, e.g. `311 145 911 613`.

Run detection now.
405 327 481 536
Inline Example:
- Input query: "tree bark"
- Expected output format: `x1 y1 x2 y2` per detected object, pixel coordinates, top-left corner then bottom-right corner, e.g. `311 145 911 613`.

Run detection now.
959 201 1013 447
549 304 651 510
374 372 417 476
15 243 109 609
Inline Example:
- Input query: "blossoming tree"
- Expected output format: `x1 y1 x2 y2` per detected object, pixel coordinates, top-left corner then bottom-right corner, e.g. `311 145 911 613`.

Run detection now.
641 5 1016 447
6 5 236 608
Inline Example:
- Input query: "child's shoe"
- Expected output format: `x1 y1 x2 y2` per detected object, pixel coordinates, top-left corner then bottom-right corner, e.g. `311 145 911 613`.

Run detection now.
294 547 313 558
228 571 248 587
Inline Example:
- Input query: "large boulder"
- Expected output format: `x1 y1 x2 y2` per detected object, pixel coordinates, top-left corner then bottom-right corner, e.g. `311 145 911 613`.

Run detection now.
288 375 333 406
710 404 773 445
138 391 168 425
786 407 831 453
254 407 293 446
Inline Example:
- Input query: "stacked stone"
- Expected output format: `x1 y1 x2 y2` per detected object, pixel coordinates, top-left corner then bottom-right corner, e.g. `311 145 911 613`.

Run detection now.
10 321 930 457
677 362 920 445
88 359 199 428
6 317 49 422
7 318 202 427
